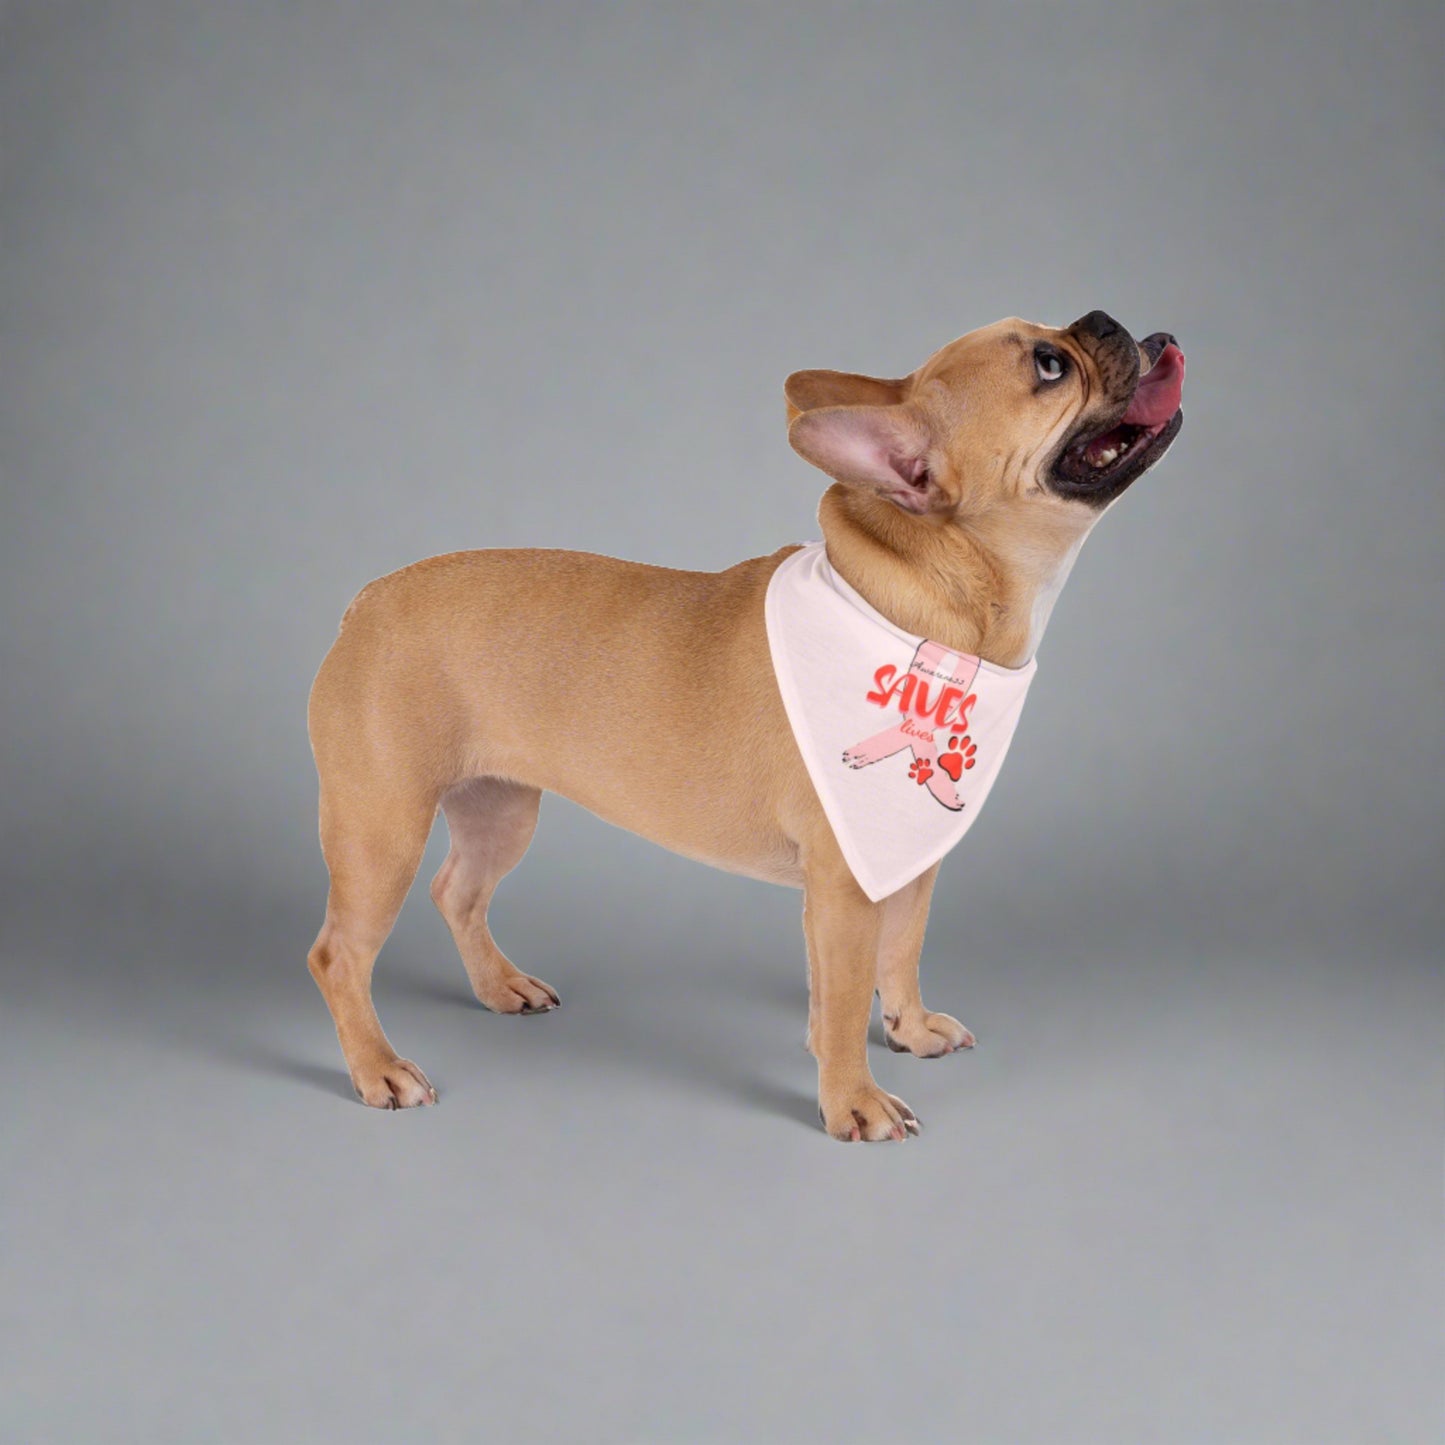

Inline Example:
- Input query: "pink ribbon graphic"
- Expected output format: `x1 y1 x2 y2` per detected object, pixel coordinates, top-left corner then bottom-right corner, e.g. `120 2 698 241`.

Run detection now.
842 641 981 811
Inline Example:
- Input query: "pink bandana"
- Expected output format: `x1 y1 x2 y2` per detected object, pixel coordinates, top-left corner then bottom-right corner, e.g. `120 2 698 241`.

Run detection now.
765 542 1036 901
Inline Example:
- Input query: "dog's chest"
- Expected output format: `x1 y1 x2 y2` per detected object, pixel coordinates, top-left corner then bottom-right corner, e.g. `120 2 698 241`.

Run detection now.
765 543 1035 901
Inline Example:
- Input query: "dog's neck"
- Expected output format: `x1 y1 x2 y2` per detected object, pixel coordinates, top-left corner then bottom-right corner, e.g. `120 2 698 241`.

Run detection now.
817 485 1094 668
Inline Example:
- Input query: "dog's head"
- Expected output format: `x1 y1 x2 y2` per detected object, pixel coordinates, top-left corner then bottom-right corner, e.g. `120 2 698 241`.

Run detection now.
785 312 1184 521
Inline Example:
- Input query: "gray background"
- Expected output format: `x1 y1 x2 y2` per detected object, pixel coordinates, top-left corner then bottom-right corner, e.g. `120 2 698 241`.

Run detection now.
2 3 1440 1441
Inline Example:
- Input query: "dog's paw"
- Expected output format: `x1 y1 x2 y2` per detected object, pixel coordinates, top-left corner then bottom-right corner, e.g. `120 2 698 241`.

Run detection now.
883 1009 974 1057
351 1056 438 1110
818 1081 921 1142
471 964 560 1015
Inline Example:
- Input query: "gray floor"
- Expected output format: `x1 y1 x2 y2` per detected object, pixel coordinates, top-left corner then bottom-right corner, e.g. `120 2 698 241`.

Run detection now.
4 811 1440 1444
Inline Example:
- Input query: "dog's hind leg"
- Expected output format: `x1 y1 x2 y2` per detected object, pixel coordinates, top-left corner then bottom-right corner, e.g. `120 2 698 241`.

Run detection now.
430 777 559 1015
308 771 441 1109
875 863 974 1057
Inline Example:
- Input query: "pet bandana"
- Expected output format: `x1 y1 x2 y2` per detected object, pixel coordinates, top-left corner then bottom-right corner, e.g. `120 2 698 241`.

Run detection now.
765 542 1036 902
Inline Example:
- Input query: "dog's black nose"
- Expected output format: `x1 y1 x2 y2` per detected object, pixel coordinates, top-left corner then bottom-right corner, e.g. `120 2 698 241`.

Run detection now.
1072 310 1125 342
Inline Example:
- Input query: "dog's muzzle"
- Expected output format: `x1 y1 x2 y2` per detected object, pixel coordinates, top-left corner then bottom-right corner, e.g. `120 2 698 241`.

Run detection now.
1049 314 1186 506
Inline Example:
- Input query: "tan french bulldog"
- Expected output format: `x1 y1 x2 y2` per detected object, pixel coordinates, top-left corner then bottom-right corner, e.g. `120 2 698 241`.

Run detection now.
306 310 1185 1141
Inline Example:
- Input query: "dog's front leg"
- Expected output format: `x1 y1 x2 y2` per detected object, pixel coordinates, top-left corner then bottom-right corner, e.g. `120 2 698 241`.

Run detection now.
876 863 975 1058
803 846 921 1142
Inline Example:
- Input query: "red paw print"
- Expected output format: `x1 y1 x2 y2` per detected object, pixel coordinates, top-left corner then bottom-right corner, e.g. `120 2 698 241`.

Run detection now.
937 734 977 782
908 756 934 785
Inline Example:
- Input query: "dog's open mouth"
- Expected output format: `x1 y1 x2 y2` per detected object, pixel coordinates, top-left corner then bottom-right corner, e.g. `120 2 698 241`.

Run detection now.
1052 337 1185 500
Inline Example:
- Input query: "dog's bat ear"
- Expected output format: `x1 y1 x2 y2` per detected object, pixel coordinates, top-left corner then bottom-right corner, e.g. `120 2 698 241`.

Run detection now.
784 370 907 425
788 402 948 515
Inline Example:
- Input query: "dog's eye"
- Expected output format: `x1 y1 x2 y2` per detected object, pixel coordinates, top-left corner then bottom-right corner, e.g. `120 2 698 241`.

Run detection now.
1034 348 1067 384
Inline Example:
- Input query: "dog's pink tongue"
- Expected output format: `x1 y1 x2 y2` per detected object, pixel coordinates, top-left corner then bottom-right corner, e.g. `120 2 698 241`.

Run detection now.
1123 343 1185 427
